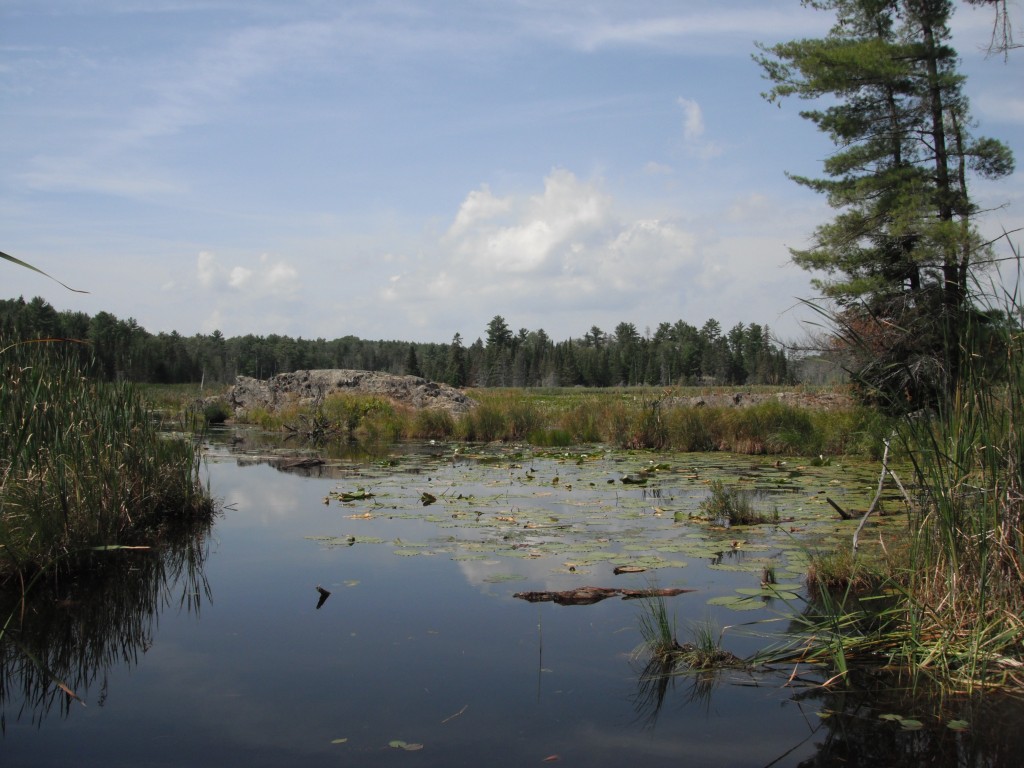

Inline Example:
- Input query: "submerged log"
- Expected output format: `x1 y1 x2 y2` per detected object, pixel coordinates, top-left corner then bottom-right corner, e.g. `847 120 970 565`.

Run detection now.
278 457 326 470
513 586 695 606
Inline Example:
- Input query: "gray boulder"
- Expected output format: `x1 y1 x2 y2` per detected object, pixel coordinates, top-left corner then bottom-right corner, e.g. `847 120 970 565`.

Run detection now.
227 369 474 419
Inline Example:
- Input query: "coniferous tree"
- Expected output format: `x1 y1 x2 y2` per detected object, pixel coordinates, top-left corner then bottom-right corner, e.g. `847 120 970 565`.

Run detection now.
757 0 1014 408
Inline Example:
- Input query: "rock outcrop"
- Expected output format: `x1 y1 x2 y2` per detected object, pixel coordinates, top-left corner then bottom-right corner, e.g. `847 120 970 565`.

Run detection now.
227 370 474 418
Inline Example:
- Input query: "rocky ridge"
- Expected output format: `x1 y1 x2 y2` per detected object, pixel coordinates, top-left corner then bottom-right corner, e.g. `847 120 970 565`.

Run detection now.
227 369 475 418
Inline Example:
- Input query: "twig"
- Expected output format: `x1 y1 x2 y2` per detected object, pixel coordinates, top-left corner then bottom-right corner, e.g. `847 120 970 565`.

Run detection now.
853 438 890 554
441 704 468 724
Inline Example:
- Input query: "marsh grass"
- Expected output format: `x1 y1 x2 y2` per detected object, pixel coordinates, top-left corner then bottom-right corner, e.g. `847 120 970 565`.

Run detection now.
805 547 891 597
700 480 779 526
769 248 1024 691
634 593 744 672
232 384 882 456
635 591 680 661
0 339 214 584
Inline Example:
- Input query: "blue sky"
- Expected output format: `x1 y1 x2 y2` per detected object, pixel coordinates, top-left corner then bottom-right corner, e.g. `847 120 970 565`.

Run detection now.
3 1 1021 345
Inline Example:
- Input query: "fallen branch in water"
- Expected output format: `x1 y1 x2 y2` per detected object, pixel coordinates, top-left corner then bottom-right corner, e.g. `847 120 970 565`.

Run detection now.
513 586 695 606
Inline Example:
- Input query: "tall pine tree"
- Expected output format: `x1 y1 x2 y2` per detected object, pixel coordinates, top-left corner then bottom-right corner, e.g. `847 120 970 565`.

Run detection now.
757 0 1014 408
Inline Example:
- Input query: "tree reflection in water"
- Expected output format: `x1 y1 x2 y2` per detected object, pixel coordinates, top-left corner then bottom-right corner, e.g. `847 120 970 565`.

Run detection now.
0 518 213 730
631 650 1024 767
790 675 1024 768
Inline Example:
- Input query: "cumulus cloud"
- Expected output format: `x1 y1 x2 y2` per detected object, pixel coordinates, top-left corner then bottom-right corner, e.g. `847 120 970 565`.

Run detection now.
446 169 614 277
381 168 701 330
446 184 512 239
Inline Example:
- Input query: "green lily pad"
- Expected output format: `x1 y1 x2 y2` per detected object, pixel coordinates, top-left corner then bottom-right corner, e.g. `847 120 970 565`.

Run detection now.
706 595 768 611
482 573 527 583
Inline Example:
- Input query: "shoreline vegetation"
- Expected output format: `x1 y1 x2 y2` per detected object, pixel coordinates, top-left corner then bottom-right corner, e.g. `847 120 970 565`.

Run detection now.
4 335 1021 697
190 383 893 457
0 339 215 588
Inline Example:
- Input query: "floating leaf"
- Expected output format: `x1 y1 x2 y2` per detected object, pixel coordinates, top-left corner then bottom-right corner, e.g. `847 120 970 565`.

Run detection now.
613 565 647 575
388 739 423 751
947 719 970 731
706 595 766 611
482 573 527 583
899 719 924 731
339 489 375 502
331 738 348 744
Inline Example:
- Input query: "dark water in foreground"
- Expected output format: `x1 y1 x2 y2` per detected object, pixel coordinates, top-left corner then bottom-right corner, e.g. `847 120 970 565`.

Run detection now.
3 436 1022 767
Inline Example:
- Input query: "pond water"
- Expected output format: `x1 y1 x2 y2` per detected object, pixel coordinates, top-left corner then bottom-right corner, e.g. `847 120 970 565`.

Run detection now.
3 432 1022 766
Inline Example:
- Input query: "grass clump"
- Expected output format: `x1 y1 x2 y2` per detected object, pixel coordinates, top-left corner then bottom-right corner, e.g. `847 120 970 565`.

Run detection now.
700 480 778 526
805 547 888 597
0 339 214 584
635 593 745 671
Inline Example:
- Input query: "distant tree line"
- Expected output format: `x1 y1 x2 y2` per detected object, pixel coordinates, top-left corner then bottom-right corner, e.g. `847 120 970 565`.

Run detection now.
0 297 792 388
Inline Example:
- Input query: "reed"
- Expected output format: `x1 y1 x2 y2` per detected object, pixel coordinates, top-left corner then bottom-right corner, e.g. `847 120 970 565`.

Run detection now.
0 339 214 584
767 247 1024 690
192 381 883 457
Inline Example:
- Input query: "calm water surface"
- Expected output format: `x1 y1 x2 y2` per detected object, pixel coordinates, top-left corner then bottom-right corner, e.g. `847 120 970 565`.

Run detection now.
3 435 1020 766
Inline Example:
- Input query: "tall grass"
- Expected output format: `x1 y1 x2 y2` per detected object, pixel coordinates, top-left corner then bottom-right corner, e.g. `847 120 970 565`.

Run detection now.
198 382 884 456
891 279 1024 685
770 249 1024 690
0 339 214 584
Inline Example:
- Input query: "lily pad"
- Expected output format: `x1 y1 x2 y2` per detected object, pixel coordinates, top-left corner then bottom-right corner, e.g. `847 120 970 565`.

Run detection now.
706 595 768 611
482 573 528 583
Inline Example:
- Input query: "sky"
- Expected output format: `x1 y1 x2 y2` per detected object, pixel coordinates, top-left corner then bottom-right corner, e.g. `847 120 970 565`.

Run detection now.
3 0 1022 346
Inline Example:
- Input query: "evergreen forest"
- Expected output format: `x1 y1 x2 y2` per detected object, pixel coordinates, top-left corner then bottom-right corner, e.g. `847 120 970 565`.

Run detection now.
0 296 792 388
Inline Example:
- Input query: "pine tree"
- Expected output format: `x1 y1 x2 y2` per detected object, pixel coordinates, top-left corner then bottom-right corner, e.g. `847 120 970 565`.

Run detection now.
757 0 1014 408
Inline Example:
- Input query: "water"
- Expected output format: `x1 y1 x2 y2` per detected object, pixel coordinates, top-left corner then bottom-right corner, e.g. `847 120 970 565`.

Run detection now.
3 435 1021 766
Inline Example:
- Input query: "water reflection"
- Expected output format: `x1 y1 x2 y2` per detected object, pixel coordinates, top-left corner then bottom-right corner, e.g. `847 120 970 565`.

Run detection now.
630 644 1024 768
0 517 213 729
792 677 1024 767
6 431 1022 767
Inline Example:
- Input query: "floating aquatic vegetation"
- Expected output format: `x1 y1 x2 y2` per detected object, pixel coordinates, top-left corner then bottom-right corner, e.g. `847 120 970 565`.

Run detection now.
302 444 889 618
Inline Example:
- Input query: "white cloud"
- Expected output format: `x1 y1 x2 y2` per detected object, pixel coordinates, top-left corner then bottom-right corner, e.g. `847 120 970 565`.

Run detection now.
264 260 298 290
196 251 299 297
197 250 218 288
643 161 673 176
549 7 829 52
446 184 512 239
676 96 723 160
229 266 253 288
677 97 704 141
381 168 703 328
446 168 613 277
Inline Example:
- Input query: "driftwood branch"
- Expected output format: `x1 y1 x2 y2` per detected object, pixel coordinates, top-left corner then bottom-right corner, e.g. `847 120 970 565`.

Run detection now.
826 497 855 520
